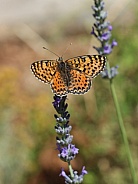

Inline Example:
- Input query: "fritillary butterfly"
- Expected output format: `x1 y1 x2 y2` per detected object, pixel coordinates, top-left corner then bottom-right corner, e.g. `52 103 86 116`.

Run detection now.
31 55 106 96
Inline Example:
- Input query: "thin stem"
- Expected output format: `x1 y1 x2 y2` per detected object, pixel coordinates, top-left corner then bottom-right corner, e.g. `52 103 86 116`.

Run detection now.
106 61 137 184
106 59 111 79
68 161 74 178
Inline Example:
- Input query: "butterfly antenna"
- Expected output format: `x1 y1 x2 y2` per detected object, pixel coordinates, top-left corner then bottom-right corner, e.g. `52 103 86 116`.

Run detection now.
61 43 72 57
43 47 60 58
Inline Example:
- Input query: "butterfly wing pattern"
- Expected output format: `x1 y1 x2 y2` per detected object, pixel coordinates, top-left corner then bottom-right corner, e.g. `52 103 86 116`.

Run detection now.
50 71 68 96
66 55 106 78
31 60 57 84
31 55 106 96
67 70 91 95
65 55 106 95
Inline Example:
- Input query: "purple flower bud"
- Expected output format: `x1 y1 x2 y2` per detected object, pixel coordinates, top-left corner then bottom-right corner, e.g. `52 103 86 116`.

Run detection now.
111 40 118 48
81 166 88 176
60 169 72 183
91 27 95 35
108 25 112 31
57 144 79 161
52 96 61 108
91 27 98 38
60 147 68 158
103 45 112 54
71 144 79 155
59 168 66 177
91 1 117 57
101 31 111 41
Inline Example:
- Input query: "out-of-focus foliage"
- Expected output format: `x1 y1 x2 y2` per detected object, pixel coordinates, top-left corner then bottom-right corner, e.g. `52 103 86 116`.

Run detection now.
0 5 138 184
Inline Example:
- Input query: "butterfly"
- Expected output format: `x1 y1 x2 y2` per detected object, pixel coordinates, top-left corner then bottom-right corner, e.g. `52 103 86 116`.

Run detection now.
31 54 106 96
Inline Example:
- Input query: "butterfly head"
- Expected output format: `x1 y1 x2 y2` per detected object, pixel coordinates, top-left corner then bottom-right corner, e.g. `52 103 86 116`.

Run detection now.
57 57 64 63
57 57 66 72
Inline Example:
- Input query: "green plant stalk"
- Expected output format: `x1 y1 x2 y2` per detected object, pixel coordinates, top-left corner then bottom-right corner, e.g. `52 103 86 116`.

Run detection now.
106 61 137 184
68 161 74 178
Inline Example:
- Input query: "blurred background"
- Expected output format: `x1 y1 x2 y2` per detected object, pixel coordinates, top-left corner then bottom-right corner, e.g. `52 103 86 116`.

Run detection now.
0 0 138 183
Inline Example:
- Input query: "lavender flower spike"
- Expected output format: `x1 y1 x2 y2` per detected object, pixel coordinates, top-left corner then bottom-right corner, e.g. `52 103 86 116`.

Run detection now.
53 95 87 183
91 0 118 79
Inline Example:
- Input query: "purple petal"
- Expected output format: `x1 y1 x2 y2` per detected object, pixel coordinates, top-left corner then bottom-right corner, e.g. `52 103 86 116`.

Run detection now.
61 147 68 157
59 168 66 177
81 166 88 176
111 40 118 48
104 45 112 54
101 31 111 41
108 25 112 31
70 145 79 154
60 168 72 183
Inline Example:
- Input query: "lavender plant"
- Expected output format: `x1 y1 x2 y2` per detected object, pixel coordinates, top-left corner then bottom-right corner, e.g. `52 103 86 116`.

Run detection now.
91 0 137 183
53 95 87 183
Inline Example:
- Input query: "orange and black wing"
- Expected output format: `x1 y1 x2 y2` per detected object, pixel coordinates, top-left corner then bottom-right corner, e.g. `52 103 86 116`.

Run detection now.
31 60 57 84
65 55 106 78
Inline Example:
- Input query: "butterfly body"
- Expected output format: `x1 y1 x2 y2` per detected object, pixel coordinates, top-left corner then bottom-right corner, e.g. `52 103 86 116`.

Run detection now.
31 55 106 96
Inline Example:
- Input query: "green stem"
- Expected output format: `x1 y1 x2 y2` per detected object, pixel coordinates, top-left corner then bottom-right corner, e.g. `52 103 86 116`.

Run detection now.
68 161 74 178
106 61 137 184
